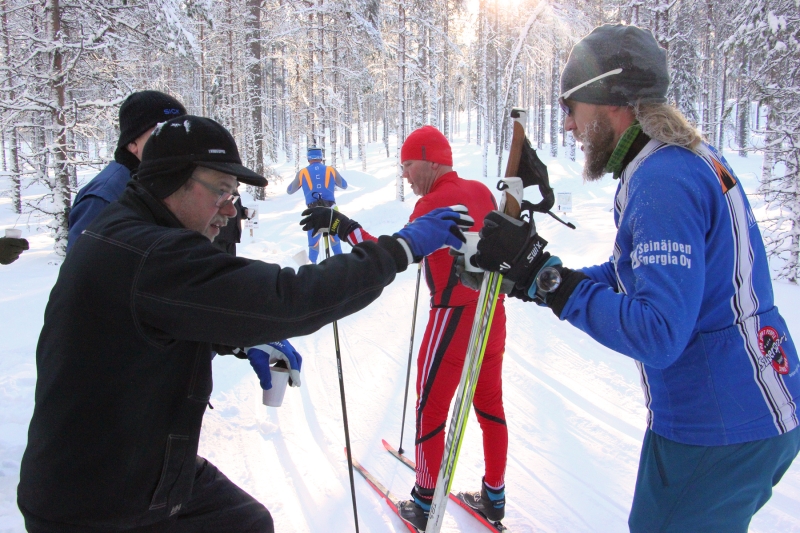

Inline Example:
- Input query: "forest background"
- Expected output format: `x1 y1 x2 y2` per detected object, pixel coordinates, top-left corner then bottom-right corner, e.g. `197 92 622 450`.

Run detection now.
0 0 798 281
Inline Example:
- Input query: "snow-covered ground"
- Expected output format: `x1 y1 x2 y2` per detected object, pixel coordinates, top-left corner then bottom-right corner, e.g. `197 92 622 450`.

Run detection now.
1 128 799 533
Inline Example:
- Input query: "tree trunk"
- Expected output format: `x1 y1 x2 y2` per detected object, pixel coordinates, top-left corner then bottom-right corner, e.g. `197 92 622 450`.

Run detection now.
226 2 237 140
331 34 338 168
480 0 488 178
550 46 559 158
283 45 292 162
442 0 449 138
47 0 70 256
761 104 777 184
383 58 389 158
737 73 749 158
397 2 406 201
357 91 366 171
247 0 265 200
1 0 20 214
317 2 325 151
717 54 727 152
538 70 545 150
346 82 352 160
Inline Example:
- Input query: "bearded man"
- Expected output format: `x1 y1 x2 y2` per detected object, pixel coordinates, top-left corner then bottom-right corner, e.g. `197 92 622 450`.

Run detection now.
469 24 800 533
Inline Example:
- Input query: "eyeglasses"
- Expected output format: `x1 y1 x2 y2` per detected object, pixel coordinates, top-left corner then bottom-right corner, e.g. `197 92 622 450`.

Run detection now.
189 176 240 208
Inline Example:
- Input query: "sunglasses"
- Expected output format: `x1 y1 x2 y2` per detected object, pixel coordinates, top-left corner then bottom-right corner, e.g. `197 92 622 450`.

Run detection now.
558 68 624 117
189 177 240 208
558 97 572 117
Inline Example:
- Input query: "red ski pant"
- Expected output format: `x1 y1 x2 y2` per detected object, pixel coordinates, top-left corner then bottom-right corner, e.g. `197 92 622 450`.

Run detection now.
414 302 507 491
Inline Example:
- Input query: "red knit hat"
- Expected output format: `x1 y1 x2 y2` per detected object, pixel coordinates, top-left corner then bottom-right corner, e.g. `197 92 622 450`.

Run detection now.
400 126 453 166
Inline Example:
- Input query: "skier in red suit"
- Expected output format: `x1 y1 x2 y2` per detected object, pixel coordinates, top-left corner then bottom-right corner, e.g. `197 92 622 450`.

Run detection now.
301 126 507 529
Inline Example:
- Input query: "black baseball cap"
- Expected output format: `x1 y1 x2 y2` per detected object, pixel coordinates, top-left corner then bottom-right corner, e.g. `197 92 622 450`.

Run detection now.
114 91 186 169
137 115 268 199
560 24 669 106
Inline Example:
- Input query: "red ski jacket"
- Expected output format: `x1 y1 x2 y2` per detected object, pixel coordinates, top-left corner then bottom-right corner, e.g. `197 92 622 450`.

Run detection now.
347 171 500 307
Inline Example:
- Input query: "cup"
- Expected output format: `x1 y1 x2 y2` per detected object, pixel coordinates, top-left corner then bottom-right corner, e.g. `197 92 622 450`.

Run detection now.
261 365 290 407
5 228 22 238
463 232 482 273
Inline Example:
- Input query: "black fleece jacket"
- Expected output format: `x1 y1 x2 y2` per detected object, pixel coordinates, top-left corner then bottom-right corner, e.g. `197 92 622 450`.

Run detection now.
18 181 407 529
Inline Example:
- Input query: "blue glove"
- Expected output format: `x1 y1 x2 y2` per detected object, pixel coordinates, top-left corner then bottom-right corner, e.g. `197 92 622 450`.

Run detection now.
246 340 303 390
395 205 474 262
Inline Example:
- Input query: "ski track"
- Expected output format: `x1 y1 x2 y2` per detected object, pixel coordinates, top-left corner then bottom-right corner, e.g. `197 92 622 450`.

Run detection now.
2 135 800 532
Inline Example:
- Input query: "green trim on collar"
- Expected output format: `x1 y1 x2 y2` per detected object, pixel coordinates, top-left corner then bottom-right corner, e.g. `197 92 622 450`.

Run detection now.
605 122 642 179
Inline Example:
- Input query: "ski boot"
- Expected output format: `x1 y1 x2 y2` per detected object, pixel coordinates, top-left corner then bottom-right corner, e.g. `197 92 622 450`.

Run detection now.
398 485 433 531
398 500 428 531
461 478 505 522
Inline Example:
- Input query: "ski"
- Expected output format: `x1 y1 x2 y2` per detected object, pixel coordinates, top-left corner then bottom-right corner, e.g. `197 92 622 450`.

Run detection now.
346 448 419 533
381 439 508 532
382 438 415 469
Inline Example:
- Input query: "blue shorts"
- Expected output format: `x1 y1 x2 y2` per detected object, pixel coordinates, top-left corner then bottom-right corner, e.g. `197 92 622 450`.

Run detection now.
629 427 800 533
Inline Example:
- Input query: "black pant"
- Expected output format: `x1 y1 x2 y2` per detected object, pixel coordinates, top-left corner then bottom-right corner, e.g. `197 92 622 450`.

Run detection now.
23 457 273 533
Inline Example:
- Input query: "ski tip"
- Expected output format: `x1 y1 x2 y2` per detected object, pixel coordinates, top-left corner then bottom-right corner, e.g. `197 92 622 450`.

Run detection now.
382 438 408 457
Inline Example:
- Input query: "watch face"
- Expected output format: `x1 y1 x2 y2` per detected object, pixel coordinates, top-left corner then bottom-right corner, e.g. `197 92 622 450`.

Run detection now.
536 267 562 293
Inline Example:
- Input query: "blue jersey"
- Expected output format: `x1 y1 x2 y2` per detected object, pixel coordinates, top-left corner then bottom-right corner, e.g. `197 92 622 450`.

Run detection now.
287 162 347 206
563 140 799 446
67 161 131 252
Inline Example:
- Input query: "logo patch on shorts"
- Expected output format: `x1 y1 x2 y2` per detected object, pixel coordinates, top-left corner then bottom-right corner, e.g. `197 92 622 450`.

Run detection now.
758 326 790 375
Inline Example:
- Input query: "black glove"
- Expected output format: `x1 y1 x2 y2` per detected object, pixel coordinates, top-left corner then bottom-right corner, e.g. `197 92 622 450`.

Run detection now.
473 211 588 316
0 237 29 265
300 207 362 241
472 211 549 290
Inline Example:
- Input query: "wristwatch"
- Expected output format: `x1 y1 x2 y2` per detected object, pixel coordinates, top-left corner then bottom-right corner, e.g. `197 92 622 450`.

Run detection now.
528 257 563 305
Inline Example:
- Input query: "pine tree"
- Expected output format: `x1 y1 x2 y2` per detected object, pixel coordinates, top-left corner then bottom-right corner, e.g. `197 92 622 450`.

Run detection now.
730 0 800 283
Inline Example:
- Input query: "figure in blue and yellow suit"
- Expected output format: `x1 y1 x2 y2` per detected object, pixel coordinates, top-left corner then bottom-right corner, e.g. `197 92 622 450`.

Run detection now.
287 146 348 263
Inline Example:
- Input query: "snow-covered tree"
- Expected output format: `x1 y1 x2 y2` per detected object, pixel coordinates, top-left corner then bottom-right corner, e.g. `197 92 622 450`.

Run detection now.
729 0 800 283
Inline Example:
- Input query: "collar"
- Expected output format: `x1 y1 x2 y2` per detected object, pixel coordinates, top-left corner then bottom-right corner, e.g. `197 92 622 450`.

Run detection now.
605 122 642 179
114 146 141 173
426 171 458 194
120 180 186 230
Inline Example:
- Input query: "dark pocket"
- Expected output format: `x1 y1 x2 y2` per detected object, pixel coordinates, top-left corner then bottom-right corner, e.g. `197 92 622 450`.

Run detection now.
150 434 191 516
652 436 670 487
188 344 213 402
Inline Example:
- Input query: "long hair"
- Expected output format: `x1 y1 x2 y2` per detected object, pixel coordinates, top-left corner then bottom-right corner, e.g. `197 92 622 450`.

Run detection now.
633 102 704 151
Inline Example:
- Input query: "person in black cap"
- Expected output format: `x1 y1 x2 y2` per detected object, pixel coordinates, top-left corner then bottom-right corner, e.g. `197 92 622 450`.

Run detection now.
66 90 186 252
18 115 475 533
467 24 799 532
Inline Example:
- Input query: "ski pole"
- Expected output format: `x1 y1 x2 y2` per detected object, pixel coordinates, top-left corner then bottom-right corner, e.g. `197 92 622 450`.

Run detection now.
398 262 423 455
324 232 360 533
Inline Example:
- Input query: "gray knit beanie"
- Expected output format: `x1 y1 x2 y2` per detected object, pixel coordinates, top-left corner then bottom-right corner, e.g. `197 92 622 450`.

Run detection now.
560 24 669 106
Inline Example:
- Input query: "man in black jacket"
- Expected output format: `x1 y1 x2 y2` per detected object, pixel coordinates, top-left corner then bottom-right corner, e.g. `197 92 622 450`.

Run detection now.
18 116 474 533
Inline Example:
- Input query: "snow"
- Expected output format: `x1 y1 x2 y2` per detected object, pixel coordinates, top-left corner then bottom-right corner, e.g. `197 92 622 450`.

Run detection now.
1 128 800 533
